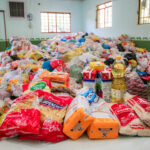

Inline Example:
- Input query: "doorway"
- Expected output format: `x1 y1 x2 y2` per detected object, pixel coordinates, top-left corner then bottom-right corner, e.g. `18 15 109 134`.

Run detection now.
0 10 7 49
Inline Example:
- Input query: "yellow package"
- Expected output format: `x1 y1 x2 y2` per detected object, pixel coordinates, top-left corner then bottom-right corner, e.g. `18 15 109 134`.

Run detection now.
30 52 43 61
17 50 27 58
6 79 19 92
24 50 33 58
91 36 100 42
90 61 105 70
63 95 94 140
40 71 70 88
25 64 40 72
23 80 51 94
62 52 75 63
74 48 85 54
136 48 146 53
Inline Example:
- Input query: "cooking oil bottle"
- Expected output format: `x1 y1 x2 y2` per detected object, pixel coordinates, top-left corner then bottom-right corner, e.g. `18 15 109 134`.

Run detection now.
111 56 126 103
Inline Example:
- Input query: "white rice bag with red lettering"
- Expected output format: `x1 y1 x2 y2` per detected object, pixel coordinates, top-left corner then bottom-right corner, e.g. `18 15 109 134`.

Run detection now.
111 103 150 136
126 96 150 127
19 90 73 143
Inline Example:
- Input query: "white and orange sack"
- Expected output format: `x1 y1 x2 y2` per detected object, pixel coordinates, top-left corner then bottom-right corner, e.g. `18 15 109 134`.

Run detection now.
63 88 93 140
86 90 119 139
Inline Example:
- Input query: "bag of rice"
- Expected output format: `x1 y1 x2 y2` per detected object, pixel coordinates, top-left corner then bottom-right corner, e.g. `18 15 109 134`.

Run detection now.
125 96 150 127
111 103 150 136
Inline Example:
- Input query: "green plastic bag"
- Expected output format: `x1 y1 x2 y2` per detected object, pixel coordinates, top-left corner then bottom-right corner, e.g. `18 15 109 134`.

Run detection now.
68 39 76 43
70 64 83 83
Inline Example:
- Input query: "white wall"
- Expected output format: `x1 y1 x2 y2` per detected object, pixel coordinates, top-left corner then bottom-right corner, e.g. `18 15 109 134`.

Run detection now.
0 0 84 39
83 0 150 37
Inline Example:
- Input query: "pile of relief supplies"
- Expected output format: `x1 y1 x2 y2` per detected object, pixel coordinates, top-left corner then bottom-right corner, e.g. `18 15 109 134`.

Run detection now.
0 33 149 143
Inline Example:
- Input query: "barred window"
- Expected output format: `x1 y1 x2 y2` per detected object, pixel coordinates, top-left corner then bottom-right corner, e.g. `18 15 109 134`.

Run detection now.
41 12 71 33
138 0 150 24
96 1 112 28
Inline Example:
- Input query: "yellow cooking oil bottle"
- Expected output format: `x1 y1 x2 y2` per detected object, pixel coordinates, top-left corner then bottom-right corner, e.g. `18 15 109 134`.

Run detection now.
111 56 126 103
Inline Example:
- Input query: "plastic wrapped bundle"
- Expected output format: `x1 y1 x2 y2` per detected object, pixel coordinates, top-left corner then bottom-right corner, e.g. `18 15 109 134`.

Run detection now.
125 72 148 99
111 103 150 136
125 95 150 127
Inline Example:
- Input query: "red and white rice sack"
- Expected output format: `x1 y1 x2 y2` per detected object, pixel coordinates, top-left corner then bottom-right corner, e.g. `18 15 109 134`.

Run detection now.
125 95 150 127
111 103 150 136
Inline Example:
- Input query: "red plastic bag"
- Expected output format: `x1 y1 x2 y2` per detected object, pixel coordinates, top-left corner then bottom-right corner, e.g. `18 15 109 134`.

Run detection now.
19 91 73 143
0 92 41 138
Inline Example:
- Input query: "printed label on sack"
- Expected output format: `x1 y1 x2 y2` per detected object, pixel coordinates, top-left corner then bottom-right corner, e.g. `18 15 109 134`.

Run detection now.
111 89 125 101
30 82 46 91
130 124 146 129
111 104 138 126
40 100 64 109
130 96 150 112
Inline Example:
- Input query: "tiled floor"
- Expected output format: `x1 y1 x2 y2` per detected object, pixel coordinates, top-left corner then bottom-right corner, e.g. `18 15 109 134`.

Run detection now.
0 135 149 150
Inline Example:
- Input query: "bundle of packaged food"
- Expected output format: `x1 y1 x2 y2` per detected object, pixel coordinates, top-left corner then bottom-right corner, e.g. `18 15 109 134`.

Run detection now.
90 61 105 71
110 103 150 136
0 92 41 139
51 86 76 97
125 72 148 99
63 88 94 140
124 94 150 127
19 90 73 143
40 71 70 88
86 90 119 139
82 67 97 92
97 68 113 102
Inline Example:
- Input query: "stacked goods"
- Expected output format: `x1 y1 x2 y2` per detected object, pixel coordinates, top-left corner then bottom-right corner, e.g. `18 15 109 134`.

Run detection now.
111 103 150 136
63 88 94 140
90 61 105 71
63 88 119 140
125 95 150 127
82 67 97 92
0 92 41 138
40 71 70 88
19 90 73 143
97 68 113 102
87 90 119 139
111 56 126 103
0 32 150 143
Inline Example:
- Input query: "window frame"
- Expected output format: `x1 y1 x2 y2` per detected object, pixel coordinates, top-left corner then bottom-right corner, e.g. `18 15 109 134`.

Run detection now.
40 12 71 33
9 1 25 18
96 1 112 28
138 0 150 25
